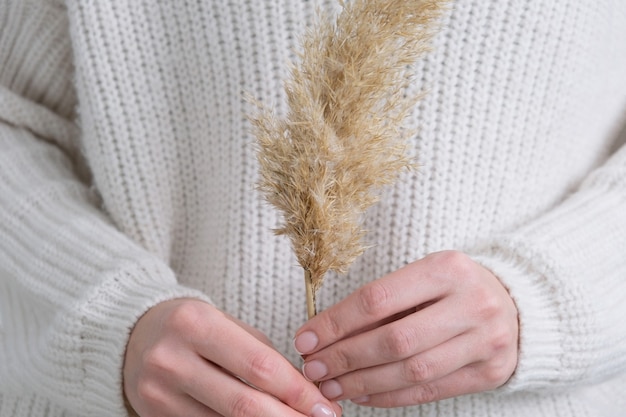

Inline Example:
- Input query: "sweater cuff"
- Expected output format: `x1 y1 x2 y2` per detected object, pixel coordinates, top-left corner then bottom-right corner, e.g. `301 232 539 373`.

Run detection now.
470 182 626 393
70 259 212 416
470 250 563 392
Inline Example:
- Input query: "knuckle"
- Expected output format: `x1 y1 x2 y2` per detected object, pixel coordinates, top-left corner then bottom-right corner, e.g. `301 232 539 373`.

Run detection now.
427 251 475 289
476 292 504 319
246 350 278 383
403 357 434 383
482 359 514 388
489 327 514 354
136 379 166 408
348 372 369 396
484 366 507 387
230 393 263 417
328 345 353 373
358 282 394 318
165 302 204 335
433 250 471 271
384 325 416 359
322 309 345 340
410 383 440 404
143 345 176 375
281 382 308 408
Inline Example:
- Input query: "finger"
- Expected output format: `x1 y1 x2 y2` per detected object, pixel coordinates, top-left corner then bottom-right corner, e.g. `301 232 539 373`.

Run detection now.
318 333 479 401
130 371 222 417
184 359 320 417
350 364 488 408
295 261 448 355
224 312 275 348
195 308 337 417
302 298 468 381
176 395 223 417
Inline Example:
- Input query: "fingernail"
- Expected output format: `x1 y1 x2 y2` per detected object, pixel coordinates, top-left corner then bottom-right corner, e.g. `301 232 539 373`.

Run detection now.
302 360 328 381
294 331 319 354
320 380 343 399
351 395 370 404
311 403 336 417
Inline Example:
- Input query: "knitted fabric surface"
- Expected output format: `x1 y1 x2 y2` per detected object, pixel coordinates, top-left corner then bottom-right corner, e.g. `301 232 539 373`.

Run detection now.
1 0 626 416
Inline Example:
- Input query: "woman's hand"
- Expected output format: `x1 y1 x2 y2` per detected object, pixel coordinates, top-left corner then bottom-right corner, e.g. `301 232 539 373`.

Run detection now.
294 251 519 408
124 298 341 417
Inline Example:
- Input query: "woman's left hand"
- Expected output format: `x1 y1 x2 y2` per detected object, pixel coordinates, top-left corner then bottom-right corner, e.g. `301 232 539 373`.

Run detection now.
293 251 519 408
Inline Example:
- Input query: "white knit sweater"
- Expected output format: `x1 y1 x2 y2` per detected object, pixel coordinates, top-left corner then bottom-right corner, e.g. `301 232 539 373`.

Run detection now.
2 0 626 416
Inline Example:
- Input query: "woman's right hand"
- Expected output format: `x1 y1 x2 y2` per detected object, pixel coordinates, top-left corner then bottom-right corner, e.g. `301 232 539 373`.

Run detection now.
123 298 340 417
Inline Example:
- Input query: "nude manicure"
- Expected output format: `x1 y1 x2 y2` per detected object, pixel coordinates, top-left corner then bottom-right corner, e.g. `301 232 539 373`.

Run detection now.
311 403 336 417
294 331 319 354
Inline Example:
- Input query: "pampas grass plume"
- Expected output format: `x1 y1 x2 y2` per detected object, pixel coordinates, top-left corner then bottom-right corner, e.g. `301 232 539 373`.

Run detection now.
251 0 447 317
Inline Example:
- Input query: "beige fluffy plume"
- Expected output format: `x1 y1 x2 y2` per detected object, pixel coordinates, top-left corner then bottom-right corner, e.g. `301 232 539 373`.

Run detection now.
251 0 448 317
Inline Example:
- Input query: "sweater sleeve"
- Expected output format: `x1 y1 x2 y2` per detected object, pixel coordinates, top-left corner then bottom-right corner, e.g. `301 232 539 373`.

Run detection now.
470 127 626 392
0 3 210 416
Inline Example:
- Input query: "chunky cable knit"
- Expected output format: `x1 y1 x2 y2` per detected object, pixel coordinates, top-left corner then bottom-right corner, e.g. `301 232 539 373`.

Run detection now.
1 1 626 416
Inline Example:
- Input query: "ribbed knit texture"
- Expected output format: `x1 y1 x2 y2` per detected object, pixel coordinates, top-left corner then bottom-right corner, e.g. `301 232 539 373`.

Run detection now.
1 0 626 416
